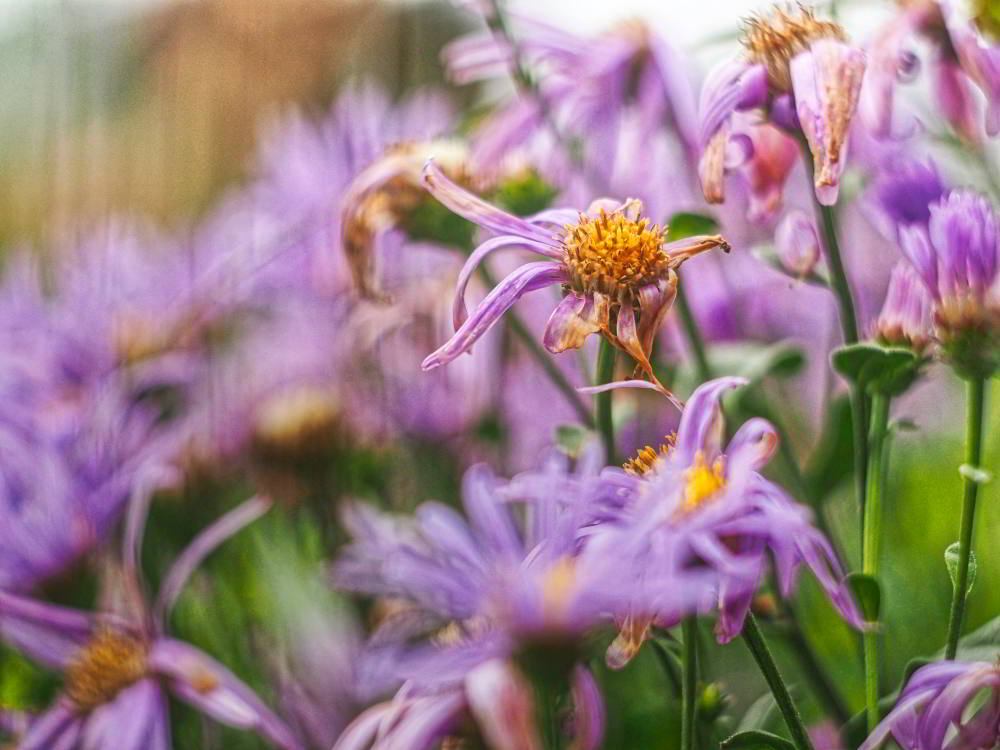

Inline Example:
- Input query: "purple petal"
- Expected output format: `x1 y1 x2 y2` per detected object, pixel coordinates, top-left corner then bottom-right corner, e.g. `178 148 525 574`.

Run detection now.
465 659 542 750
453 234 564 329
422 261 566 370
81 679 171 750
422 160 558 246
698 58 768 147
148 637 303 750
674 377 748 466
462 465 523 563
570 666 605 750
727 418 779 474
543 292 607 354
154 496 272 624
19 702 81 750
0 591 92 669
332 704 392 750
899 225 940 298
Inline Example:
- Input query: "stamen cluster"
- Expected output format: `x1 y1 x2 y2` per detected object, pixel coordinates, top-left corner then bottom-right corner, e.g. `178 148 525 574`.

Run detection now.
742 4 846 90
562 208 669 302
64 629 148 712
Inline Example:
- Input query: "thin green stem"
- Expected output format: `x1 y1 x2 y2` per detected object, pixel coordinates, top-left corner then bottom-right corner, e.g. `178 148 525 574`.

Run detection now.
651 638 683 697
741 612 815 750
863 392 891 733
595 337 617 462
681 617 700 750
944 377 988 659
474 265 594 427
675 279 712 383
798 138 868 517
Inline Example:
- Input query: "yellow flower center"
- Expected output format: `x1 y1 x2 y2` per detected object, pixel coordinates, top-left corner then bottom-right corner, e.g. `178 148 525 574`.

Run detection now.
64 629 148 712
742 5 846 91
623 434 677 476
254 385 341 454
541 556 578 620
681 451 727 513
562 207 670 301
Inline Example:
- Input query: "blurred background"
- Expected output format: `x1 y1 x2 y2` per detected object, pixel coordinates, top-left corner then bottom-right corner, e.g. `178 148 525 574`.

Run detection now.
0 1 996 748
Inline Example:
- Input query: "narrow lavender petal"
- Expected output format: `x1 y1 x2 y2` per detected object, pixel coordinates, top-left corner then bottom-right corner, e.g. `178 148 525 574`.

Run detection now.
900 224 941 298
462 465 523 563
636 277 676 357
918 665 998 749
122 465 179 606
18 702 81 750
422 160 557 245
81 678 171 750
543 292 605 354
332 704 392 750
149 637 303 750
577 379 662 395
380 691 467 750
0 590 92 669
571 666 605 750
933 60 981 143
453 234 564 330
942 0 1000 135
465 659 542 750
154 496 272 623
727 418 779 474
422 261 566 370
673 377 748 466
697 58 767 147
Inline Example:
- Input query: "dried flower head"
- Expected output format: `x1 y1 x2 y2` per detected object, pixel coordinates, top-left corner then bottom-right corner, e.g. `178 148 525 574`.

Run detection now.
743 4 846 90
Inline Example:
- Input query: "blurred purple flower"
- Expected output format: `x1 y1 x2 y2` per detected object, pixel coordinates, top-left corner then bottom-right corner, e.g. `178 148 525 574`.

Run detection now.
862 0 1000 142
419 161 728 385
899 188 999 375
698 5 865 207
874 262 935 354
775 209 821 277
0 494 302 750
585 377 863 666
860 659 1000 750
867 157 948 240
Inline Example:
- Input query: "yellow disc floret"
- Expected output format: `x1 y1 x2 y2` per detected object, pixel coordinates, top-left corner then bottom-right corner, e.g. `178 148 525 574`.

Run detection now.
563 207 670 302
64 629 148 712
681 451 727 513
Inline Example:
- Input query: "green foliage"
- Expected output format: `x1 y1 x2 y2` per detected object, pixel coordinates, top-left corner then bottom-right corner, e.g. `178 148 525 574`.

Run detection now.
945 542 978 597
831 343 922 396
721 730 795 750
846 573 881 622
491 170 558 216
665 211 719 240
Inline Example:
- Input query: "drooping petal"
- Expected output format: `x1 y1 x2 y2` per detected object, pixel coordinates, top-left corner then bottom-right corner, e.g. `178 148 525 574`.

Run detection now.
422 160 559 246
727 417 779 474
605 613 654 671
465 659 542 750
81 679 171 750
673 377 748 466
453 234 565 329
790 39 866 206
154 496 272 624
422 261 566 370
378 690 467 750
0 590 93 670
636 275 677 357
932 60 981 144
899 224 940 298
148 638 303 750
742 124 800 225
569 666 605 750
332 704 393 750
942 0 1000 136
662 234 731 266
542 291 608 353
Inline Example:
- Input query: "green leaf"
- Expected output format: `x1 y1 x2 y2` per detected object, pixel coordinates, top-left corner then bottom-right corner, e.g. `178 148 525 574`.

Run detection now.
803 394 854 498
831 343 922 396
736 692 780 733
846 572 881 622
944 542 978 596
665 211 719 241
721 730 795 750
554 424 591 458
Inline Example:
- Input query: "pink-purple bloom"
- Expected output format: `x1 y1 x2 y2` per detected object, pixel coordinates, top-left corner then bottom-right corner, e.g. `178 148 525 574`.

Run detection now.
0 494 302 750
860 659 1000 750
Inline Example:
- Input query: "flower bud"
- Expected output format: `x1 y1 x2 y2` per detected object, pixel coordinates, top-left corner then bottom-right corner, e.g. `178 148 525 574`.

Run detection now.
775 210 821 277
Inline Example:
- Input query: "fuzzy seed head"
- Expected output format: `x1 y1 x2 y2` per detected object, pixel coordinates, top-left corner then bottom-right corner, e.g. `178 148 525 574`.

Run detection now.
742 4 846 90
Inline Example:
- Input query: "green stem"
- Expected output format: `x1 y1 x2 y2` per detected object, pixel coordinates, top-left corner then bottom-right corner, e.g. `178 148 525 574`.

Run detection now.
741 612 815 750
944 377 988 659
798 138 868 516
862 392 891 733
681 617 700 750
651 638 682 697
675 280 712 383
595 337 617 462
475 265 594 427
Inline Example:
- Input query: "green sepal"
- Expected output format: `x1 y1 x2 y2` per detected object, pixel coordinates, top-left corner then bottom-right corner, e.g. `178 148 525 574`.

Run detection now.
831 343 922 396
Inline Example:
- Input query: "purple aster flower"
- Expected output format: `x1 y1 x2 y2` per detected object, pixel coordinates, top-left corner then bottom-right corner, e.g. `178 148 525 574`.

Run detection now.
899 188 1000 376
419 161 729 386
860 659 1000 750
698 4 866 207
443 12 699 178
0 494 303 750
333 448 715 749
874 261 935 354
867 156 948 240
862 0 1000 142
582 377 863 666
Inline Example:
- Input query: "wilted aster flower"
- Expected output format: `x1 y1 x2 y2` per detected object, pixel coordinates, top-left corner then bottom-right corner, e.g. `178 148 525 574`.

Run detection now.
586 377 863 666
419 161 729 381
0 494 302 750
862 0 1000 142
860 659 1000 750
699 4 866 207
899 188 1000 376
875 261 935 354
